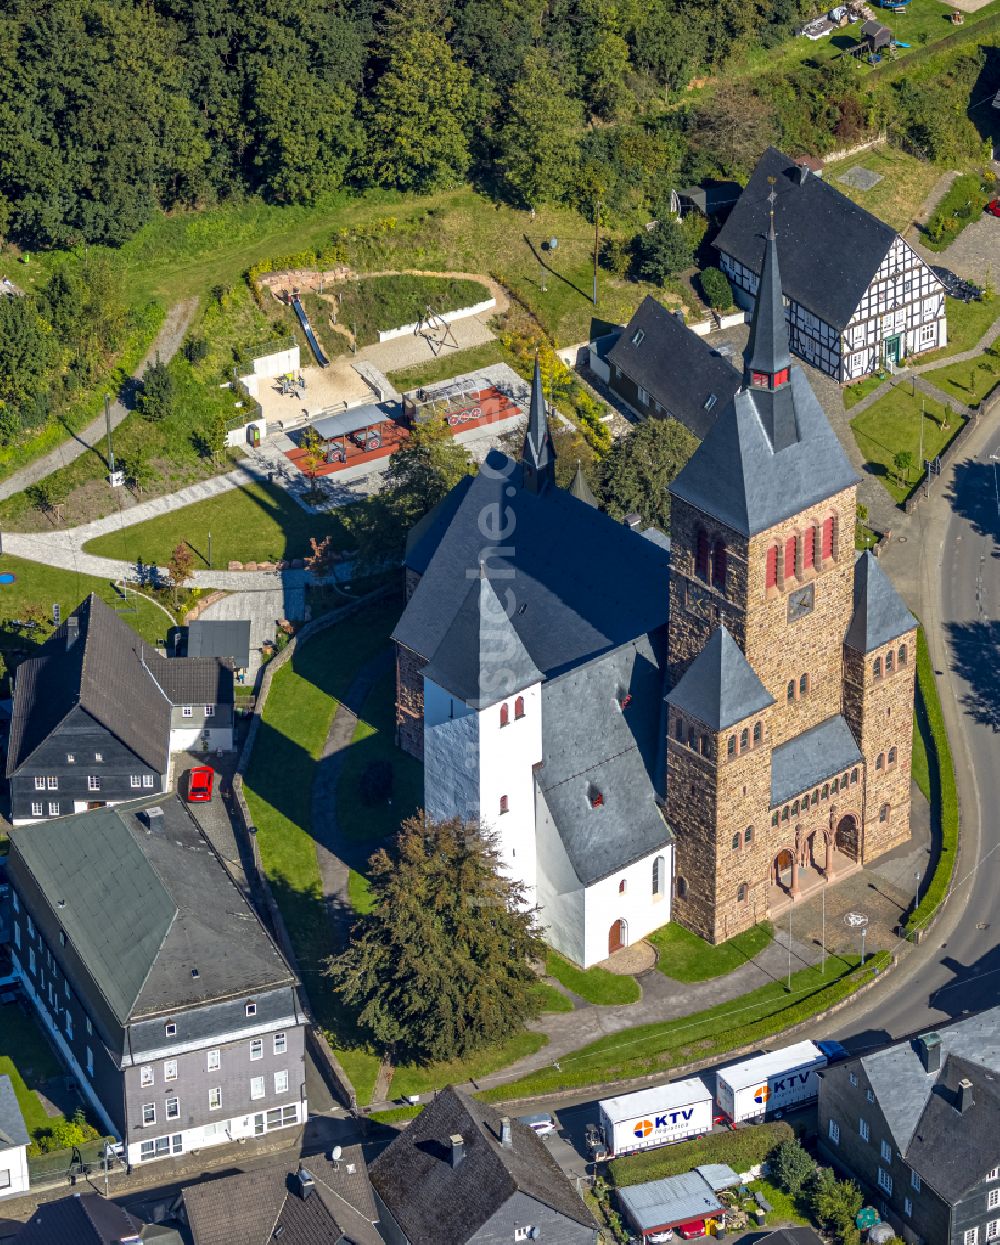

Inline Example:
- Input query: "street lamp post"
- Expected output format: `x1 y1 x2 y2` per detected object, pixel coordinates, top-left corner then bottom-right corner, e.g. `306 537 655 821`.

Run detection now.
989 452 1000 521
208 530 213 569
861 926 867 967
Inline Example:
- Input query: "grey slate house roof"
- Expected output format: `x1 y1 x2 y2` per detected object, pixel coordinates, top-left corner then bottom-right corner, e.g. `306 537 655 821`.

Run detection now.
757 1231 825 1245
180 1148 381 1245
669 366 859 537
422 568 543 710
180 618 251 670
713 147 898 331
607 296 741 438
395 449 672 680
6 594 234 780
369 1085 597 1244
845 552 917 652
7 795 296 1028
14 1194 168 1244
770 715 864 807
538 635 671 885
0 1074 29 1149
667 627 774 732
522 356 556 494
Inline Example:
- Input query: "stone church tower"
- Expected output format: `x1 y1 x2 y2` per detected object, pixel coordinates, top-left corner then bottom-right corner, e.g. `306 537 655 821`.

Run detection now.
664 222 917 943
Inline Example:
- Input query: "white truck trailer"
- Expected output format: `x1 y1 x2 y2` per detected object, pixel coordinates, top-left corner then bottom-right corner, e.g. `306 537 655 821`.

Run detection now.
715 1041 828 1125
596 1077 714 1158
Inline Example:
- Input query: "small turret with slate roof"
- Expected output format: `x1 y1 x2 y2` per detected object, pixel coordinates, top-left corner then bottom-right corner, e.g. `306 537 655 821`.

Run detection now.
569 460 598 508
521 356 555 494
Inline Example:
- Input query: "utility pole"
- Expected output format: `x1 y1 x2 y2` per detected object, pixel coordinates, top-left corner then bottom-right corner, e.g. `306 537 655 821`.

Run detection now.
208 531 213 569
593 201 600 307
918 397 925 473
104 395 116 477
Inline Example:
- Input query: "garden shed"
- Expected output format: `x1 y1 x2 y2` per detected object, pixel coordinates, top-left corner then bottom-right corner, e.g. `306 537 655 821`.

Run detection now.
859 20 893 52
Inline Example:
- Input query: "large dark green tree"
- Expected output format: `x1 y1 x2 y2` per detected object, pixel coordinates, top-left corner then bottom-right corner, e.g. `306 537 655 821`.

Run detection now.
494 47 582 206
632 215 695 283
327 813 546 1062
598 416 698 530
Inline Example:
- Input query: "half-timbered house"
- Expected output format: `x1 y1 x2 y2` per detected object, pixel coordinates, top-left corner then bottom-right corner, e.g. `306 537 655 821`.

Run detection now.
715 147 946 383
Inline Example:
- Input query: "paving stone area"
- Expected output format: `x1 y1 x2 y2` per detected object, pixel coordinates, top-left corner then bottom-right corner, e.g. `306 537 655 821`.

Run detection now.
838 166 884 192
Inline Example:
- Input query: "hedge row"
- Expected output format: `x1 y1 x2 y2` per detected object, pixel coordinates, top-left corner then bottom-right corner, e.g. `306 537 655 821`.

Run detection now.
608 1120 795 1188
905 627 958 936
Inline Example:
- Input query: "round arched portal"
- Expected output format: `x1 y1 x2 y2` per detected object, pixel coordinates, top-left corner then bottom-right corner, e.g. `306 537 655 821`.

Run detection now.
835 814 860 862
774 848 794 888
608 919 628 956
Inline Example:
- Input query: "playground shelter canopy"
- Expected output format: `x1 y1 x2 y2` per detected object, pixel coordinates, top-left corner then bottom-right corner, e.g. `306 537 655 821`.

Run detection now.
310 402 397 441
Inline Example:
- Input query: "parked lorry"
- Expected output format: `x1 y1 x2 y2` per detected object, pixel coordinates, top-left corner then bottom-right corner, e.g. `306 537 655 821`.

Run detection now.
715 1041 828 1125
595 1077 714 1158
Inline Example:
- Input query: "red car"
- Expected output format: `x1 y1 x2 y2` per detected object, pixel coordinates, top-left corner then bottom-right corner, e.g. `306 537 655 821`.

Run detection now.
186 766 214 803
986 199 1000 218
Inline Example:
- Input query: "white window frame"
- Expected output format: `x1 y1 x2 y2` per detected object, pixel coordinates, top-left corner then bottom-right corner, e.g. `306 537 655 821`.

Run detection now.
273 1032 286 1055
209 1087 222 1111
881 1139 892 1163
142 1103 156 1127
990 1188 1000 1212
912 1170 922 1191
250 1076 265 1101
828 1118 840 1144
142 774 154 788
47 802 59 817
245 1002 257 1017
860 1118 870 1141
207 1049 220 1072
87 775 100 792
204 704 214 717
878 1168 892 1195
64 1011 72 1040
274 1070 289 1095
130 775 142 788
181 705 193 718
140 1066 154 1087
86 1047 93 1076
986 1220 1000 1242
165 1022 177 1038
164 1059 177 1082
34 776 45 791
849 1071 858 1086
94 752 103 762
250 1038 263 1061
165 1097 180 1121
990 1169 1000 1182
66 753 75 764
966 1229 980 1245
31 802 43 817
46 776 58 790
905 1198 913 1218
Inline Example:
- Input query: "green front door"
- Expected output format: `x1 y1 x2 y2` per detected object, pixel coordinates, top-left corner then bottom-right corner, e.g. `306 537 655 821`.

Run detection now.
885 334 901 366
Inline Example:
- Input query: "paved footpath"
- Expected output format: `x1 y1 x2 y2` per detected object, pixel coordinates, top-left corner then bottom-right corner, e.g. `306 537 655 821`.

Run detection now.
0 298 198 502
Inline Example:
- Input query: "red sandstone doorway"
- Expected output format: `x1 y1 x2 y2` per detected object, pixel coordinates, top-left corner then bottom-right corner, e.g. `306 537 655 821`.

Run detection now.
835 814 860 862
608 919 627 955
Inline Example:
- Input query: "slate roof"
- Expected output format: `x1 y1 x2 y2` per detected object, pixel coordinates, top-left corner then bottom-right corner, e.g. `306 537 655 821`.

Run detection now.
667 627 774 732
569 461 599 507
713 147 899 330
845 552 917 653
0 1074 29 1149
607 296 741 438
669 367 859 537
369 1085 597 1244
395 450 672 679
522 356 555 492
6 594 234 778
7 795 295 1025
421 568 543 710
181 1149 380 1245
860 1007 1000 1187
618 1171 722 1232
14 1194 151 1244
770 715 863 807
185 619 251 670
538 634 671 885
757 1231 825 1245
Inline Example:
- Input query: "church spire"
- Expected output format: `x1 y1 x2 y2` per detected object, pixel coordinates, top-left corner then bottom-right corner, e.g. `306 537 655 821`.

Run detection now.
744 182 797 452
522 356 555 494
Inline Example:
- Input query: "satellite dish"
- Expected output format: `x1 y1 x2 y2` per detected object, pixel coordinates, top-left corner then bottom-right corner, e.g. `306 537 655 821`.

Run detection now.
331 1145 342 1161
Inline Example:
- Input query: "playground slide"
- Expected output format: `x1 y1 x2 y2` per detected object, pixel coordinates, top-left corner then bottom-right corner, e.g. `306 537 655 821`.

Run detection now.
291 295 329 368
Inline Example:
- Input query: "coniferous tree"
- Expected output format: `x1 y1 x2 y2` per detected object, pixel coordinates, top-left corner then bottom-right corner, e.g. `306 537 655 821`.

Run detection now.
327 813 546 1062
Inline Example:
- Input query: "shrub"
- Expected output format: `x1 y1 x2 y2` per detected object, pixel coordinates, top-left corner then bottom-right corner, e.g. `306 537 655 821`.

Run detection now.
700 267 734 310
183 337 209 364
600 236 632 278
770 1137 815 1196
33 1109 100 1153
360 758 394 806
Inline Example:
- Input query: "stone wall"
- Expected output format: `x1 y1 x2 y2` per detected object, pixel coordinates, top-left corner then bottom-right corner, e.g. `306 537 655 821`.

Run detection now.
395 642 426 759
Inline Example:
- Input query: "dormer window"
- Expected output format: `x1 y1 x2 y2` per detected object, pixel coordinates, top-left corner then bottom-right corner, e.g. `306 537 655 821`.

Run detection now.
588 785 604 809
617 688 632 711
704 393 717 412
245 1002 257 1017
631 329 645 346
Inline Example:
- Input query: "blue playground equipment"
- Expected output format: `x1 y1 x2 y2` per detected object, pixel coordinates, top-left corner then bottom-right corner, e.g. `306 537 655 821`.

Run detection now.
0 573 15 585
877 0 911 9
291 295 329 368
894 40 911 46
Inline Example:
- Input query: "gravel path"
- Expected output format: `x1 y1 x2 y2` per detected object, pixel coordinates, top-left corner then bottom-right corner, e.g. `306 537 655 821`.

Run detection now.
0 298 199 502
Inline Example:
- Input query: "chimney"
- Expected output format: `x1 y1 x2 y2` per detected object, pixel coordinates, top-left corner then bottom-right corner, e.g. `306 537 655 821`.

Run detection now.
65 616 80 650
958 1078 975 1114
794 163 810 185
916 1032 941 1074
623 513 642 531
500 1117 513 1149
449 1134 465 1168
296 1166 316 1199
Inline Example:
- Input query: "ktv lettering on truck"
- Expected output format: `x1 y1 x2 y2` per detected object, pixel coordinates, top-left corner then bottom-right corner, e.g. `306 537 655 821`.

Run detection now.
633 1109 695 1138
596 1077 714 1158
715 1042 828 1126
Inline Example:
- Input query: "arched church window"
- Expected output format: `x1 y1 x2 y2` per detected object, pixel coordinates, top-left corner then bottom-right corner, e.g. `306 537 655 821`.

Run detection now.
499 703 509 728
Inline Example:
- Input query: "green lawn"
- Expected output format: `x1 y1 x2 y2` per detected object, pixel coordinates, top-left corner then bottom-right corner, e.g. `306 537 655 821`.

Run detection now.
482 952 889 1101
649 921 773 983
0 554 178 655
0 1004 66 1141
843 370 889 410
851 386 963 503
390 1031 548 1101
532 981 575 1014
336 667 423 844
918 297 1000 364
386 340 509 389
544 950 641 1005
83 478 355 568
922 340 1000 405
825 145 943 235
912 708 930 802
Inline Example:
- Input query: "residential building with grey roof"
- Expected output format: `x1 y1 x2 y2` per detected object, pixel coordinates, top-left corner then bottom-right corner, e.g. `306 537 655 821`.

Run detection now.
818 1009 1000 1245
714 146 946 382
0 1074 30 1199
6 595 235 825
5 795 306 1167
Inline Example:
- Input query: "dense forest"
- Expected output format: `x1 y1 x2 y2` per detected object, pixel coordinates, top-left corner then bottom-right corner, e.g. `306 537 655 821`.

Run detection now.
5 0 985 251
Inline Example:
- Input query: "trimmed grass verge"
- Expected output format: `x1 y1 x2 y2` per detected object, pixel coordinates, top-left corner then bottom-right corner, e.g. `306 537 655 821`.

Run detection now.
851 387 963 505
843 371 888 410
390 1031 548 1102
609 1120 794 1187
545 950 641 1005
482 951 890 1102
649 921 773 983
922 340 1000 406
918 297 1000 364
532 981 575 1014
387 340 508 389
0 1003 66 1140
905 627 958 936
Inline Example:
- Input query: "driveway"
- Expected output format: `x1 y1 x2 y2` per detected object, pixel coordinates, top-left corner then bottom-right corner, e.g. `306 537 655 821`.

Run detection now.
198 587 307 676
908 213 1000 283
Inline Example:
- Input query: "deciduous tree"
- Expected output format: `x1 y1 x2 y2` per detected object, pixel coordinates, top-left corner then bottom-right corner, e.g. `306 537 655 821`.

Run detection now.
168 542 195 603
598 415 697 530
494 47 582 206
326 813 545 1062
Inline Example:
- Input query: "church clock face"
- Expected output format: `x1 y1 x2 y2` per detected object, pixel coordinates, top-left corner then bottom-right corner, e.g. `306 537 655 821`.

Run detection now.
686 581 720 622
787 583 815 622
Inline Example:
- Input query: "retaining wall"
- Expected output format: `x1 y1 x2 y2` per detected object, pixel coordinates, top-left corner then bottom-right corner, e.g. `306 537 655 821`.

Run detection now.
377 298 496 342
